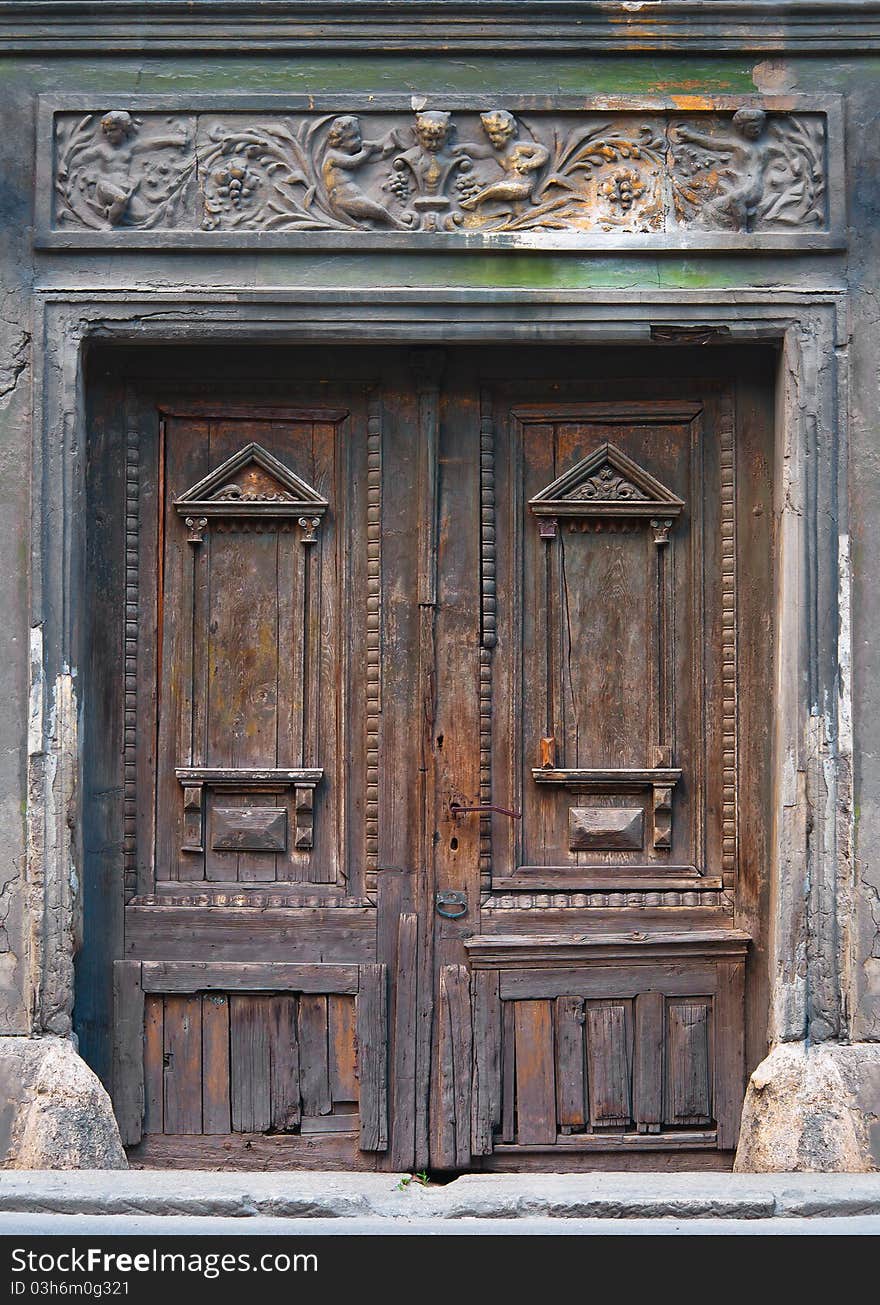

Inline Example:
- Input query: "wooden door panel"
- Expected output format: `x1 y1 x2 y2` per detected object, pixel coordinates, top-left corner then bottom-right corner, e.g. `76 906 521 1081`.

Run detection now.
98 353 767 1170
155 409 354 891
118 960 384 1154
493 402 721 890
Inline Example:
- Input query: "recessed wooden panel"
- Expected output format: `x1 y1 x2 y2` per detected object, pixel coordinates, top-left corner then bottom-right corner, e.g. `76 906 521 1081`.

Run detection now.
555 996 587 1133
569 805 644 851
212 806 287 852
514 1000 557 1145
585 1000 632 1128
201 993 231 1134
163 995 203 1135
666 998 713 1126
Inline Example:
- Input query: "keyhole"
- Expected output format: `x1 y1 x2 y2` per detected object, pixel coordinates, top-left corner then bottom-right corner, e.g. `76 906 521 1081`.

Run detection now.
450 836 458 851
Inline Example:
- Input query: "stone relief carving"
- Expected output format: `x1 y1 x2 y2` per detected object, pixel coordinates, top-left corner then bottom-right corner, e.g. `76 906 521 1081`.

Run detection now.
48 102 832 241
54 109 195 229
670 108 826 232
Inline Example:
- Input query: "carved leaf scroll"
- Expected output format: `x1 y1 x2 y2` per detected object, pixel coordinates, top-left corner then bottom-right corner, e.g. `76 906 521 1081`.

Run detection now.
48 101 834 244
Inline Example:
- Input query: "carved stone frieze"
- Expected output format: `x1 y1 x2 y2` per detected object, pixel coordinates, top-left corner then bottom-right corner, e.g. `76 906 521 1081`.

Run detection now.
39 96 843 250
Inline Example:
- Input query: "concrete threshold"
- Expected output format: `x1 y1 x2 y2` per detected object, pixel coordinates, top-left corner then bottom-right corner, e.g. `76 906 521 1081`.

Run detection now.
0 1171 878 1222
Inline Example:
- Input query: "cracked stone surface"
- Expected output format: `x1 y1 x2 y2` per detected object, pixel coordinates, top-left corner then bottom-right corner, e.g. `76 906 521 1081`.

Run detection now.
734 1041 880 1172
0 1170 878 1221
0 1037 126 1170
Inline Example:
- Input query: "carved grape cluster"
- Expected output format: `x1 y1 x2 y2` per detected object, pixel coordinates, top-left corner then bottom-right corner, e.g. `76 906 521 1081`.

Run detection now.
210 157 259 208
598 168 646 212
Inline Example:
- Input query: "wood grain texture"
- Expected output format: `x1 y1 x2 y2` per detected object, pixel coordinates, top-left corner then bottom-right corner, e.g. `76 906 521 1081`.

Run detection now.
555 995 586 1133
143 994 164 1136
201 993 232 1135
436 964 472 1169
665 999 712 1126
163 995 203 1135
714 960 746 1149
297 994 331 1118
270 994 302 1131
141 961 359 993
230 995 271 1133
471 969 502 1156
328 994 358 1105
633 990 664 1133
586 1001 632 1129
357 962 388 1152
112 960 144 1147
514 1000 556 1146
390 912 417 1170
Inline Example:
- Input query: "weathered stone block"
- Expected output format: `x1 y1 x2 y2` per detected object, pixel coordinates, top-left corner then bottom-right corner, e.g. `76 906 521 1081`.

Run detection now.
0 1036 126 1170
734 1041 880 1173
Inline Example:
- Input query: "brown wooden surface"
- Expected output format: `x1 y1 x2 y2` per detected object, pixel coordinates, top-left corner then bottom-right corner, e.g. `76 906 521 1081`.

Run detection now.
586 1000 632 1129
555 995 587 1133
471 969 501 1155
513 1000 556 1146
102 349 768 1170
163 995 203 1135
357 962 388 1152
112 960 145 1147
633 990 664 1132
436 964 472 1169
201 993 232 1135
230 995 272 1133
297 994 331 1118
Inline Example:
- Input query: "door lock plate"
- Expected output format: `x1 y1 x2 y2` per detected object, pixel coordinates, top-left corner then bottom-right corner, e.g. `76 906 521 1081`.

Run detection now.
435 890 468 919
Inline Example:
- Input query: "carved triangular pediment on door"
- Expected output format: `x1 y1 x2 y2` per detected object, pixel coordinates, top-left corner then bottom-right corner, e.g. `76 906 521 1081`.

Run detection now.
529 442 684 518
173 442 329 518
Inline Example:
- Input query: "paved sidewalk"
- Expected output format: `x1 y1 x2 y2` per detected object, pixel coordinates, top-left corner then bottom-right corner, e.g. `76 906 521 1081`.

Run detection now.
0 1171 877 1223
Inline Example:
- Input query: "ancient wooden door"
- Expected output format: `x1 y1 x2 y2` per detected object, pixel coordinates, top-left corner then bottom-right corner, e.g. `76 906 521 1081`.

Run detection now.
103 347 764 1169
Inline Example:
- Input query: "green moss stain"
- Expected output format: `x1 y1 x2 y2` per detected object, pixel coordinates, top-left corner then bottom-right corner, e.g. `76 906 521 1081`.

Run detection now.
2 55 764 98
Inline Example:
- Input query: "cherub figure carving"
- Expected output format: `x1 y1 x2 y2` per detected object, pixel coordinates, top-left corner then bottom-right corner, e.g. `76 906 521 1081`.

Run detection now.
674 108 769 232
387 111 475 228
57 109 191 228
459 109 550 212
321 115 408 229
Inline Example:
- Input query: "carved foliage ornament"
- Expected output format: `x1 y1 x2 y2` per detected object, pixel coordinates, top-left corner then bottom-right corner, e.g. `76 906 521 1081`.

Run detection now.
45 98 837 246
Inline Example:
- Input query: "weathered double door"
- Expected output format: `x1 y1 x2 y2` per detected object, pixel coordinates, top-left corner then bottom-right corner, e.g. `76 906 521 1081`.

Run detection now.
105 345 764 1169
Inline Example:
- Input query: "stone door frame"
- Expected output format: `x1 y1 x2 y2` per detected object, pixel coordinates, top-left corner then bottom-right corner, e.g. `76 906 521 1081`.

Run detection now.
26 286 852 1087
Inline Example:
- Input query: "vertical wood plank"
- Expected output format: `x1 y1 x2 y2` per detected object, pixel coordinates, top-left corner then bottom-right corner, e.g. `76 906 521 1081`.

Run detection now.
666 999 712 1126
634 991 665 1133
471 970 502 1156
357 963 388 1152
501 1000 516 1143
229 994 271 1133
555 995 586 1133
163 994 203 1135
298 994 331 1117
201 993 231 1135
270 995 301 1131
514 1000 556 1146
436 965 472 1169
328 995 358 1104
143 994 164 1136
390 912 417 1169
715 960 746 1149
112 960 144 1147
586 1000 632 1128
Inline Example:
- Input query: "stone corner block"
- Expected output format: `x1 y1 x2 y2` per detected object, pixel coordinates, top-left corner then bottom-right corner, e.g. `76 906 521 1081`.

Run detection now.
0 1036 127 1170
734 1040 880 1173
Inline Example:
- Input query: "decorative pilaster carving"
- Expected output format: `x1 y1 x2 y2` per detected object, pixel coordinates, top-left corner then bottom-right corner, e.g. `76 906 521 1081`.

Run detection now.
364 391 383 898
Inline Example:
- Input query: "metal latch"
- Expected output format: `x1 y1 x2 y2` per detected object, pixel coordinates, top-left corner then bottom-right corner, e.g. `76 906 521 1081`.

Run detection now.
436 890 468 919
